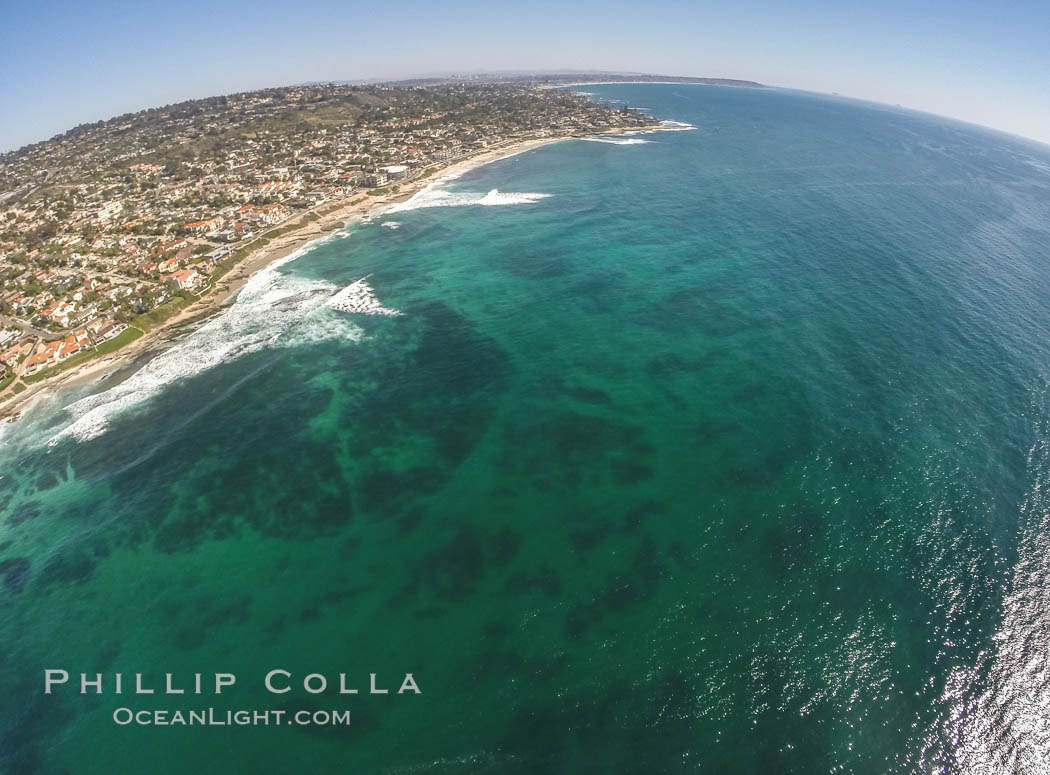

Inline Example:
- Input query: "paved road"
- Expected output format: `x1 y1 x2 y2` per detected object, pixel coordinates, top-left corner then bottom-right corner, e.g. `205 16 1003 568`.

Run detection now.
1 315 51 339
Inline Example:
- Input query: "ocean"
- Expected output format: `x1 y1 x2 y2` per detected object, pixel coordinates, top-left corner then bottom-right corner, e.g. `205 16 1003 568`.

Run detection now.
3 83 1050 773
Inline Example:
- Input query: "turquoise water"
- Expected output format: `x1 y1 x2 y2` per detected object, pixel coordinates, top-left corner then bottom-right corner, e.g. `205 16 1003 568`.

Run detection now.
3 84 1050 773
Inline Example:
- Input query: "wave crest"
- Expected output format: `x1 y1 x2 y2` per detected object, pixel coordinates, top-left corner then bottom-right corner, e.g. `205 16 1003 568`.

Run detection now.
49 240 398 444
657 120 697 131
582 137 652 145
325 277 402 316
477 189 552 206
386 187 552 213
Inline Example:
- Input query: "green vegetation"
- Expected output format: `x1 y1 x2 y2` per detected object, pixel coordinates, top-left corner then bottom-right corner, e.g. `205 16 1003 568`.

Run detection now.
23 327 143 384
208 212 321 285
94 326 143 354
12 381 26 394
209 249 248 285
132 295 194 331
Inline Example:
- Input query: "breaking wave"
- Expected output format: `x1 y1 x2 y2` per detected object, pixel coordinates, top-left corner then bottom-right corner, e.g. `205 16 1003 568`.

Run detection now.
576 118 694 146
657 120 697 132
477 189 551 206
325 277 402 316
48 239 398 444
582 137 652 145
386 187 551 214
381 221 402 229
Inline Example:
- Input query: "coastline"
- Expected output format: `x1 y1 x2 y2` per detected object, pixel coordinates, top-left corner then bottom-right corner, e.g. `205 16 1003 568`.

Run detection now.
0 128 653 423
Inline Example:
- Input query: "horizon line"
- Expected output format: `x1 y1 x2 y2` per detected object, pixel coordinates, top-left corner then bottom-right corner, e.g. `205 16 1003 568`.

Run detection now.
3 71 1049 156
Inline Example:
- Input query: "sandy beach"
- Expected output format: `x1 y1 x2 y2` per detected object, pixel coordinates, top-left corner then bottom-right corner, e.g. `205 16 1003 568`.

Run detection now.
0 132 621 422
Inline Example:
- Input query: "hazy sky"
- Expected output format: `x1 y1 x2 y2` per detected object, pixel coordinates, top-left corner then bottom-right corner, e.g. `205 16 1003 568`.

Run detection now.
2 0 1048 151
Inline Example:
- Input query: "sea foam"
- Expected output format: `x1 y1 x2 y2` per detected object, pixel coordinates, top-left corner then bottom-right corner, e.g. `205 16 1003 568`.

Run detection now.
582 137 652 145
477 189 552 206
49 237 397 444
656 120 697 132
386 187 551 214
325 277 402 316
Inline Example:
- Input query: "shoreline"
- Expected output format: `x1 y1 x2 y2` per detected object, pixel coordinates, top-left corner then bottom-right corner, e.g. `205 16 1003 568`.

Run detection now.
0 127 656 423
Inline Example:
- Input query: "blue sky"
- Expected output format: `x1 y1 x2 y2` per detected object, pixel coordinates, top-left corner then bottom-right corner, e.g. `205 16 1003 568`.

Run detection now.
2 0 1048 151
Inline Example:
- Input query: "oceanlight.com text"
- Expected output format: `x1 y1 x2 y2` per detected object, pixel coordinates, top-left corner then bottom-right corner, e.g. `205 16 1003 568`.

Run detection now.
112 708 353 727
